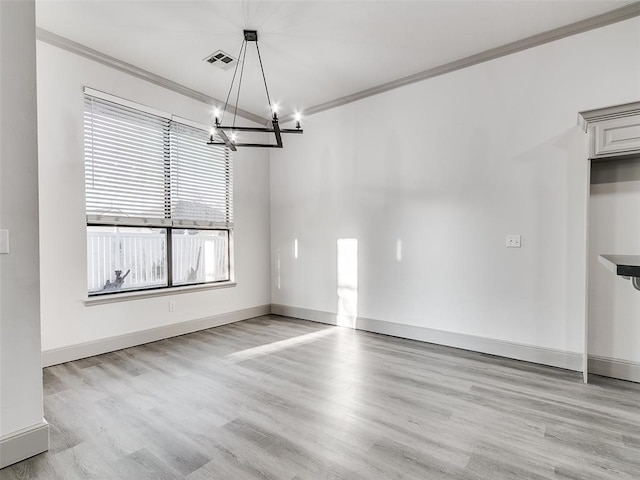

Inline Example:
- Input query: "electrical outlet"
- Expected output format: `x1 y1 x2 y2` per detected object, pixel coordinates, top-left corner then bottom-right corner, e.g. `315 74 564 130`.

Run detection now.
506 235 521 248
168 301 175 312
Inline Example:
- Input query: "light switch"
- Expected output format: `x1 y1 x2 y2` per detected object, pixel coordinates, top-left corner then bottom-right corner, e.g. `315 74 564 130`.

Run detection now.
506 234 521 248
0 230 9 254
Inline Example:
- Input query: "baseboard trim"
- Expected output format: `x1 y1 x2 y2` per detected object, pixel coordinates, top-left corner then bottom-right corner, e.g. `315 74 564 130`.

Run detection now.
42 305 271 367
270 304 583 372
588 355 640 383
0 420 49 469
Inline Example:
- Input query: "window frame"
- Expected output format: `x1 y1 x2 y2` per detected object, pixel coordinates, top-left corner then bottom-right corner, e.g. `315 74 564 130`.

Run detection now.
83 88 234 298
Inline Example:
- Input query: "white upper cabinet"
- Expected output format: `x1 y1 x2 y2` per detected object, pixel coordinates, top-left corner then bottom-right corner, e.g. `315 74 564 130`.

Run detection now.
579 101 640 160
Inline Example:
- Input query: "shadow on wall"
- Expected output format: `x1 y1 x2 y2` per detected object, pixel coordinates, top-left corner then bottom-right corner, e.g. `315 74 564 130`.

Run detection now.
591 157 640 184
510 127 587 349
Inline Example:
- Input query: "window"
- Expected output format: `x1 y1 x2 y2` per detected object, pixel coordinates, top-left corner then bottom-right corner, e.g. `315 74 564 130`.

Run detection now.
84 90 233 295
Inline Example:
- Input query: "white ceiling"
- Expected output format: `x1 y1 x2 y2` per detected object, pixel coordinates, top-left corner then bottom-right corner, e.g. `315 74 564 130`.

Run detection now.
36 0 634 122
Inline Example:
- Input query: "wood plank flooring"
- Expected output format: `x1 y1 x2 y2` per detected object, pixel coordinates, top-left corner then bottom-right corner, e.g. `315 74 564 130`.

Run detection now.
2 315 639 479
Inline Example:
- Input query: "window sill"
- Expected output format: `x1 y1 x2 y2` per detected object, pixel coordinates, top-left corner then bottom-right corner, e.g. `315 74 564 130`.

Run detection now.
84 281 237 306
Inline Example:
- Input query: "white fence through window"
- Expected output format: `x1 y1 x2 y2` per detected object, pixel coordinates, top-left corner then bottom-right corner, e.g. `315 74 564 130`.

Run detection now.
87 228 167 293
87 227 229 294
172 230 229 285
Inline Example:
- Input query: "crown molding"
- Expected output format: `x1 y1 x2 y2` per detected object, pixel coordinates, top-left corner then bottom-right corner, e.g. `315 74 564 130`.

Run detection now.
35 1 640 127
578 100 640 132
35 28 268 126
281 1 640 123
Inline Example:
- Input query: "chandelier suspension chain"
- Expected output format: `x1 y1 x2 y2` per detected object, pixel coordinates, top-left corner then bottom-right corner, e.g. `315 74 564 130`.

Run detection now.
255 41 274 119
232 38 249 129
221 39 246 126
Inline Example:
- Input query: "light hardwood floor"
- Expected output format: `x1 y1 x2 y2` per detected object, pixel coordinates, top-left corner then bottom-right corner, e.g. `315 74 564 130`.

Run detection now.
3 315 640 479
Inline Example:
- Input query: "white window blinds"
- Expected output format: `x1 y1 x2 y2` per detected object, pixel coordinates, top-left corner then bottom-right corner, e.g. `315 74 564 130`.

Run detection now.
84 93 233 228
84 95 169 224
170 122 233 228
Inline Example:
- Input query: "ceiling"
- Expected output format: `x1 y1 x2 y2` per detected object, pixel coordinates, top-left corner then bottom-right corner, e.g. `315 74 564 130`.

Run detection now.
36 0 636 123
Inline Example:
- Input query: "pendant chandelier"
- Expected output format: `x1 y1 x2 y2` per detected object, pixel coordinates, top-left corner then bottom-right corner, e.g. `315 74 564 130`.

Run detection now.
207 30 303 151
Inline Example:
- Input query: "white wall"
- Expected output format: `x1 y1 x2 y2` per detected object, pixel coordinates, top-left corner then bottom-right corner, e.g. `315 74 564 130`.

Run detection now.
36 41 271 353
0 0 46 459
589 159 640 363
271 18 640 360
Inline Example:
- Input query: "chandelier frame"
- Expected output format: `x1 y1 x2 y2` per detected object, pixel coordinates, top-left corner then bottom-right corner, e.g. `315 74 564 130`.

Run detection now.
207 29 303 151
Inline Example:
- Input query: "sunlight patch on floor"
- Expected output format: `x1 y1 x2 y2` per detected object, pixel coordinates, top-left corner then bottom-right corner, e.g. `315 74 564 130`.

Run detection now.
227 326 336 362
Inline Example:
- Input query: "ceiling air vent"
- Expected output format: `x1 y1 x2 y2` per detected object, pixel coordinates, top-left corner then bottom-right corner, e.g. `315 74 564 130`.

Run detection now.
203 50 238 70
